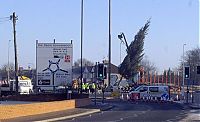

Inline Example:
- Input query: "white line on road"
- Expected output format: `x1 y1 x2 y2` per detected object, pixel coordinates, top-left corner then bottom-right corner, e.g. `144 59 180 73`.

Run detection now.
34 109 100 122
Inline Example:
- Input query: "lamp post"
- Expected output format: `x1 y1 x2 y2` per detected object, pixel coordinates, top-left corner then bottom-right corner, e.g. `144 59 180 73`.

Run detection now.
118 33 129 52
182 44 186 100
80 0 84 94
108 0 111 87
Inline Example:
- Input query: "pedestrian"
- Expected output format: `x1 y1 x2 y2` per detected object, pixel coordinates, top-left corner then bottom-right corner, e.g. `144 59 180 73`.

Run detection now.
82 83 85 92
86 83 89 93
91 83 95 94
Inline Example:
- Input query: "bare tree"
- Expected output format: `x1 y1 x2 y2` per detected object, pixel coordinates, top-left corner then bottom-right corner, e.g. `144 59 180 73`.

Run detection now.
74 58 94 67
185 47 200 85
178 47 200 85
140 55 157 73
0 63 15 79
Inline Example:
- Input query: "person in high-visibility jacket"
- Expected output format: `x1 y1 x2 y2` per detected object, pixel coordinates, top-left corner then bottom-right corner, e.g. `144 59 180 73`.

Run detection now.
91 83 96 94
82 83 85 92
86 83 89 93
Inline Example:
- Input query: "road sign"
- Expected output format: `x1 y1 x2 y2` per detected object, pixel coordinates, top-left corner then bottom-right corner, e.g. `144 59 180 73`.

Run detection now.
36 42 73 90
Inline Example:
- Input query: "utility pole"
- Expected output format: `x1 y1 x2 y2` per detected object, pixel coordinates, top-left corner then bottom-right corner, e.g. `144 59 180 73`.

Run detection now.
108 0 111 87
11 12 19 94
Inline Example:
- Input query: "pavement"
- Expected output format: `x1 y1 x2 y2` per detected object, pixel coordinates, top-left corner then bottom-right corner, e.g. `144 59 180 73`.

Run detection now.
174 100 200 109
3 101 114 122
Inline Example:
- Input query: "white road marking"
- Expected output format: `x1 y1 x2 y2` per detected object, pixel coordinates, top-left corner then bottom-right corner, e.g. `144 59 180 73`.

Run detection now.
34 109 100 122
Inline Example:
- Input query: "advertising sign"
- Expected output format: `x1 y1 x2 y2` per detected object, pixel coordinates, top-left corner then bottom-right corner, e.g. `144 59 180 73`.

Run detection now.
36 42 73 88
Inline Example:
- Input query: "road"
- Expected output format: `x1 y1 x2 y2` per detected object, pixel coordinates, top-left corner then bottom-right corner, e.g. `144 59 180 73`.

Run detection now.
59 99 199 122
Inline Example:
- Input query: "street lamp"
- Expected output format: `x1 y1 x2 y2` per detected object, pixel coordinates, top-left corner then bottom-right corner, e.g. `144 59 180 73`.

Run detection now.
118 32 129 53
80 0 84 94
182 43 186 100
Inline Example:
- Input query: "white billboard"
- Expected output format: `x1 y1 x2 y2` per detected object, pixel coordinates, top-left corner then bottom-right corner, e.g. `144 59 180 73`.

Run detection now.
36 42 73 89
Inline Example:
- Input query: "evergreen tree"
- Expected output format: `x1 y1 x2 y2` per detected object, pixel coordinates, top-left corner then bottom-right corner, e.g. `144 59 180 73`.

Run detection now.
119 20 150 80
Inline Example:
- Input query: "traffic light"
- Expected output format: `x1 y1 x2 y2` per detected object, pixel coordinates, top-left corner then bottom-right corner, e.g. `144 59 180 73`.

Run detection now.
104 66 107 79
197 66 200 74
98 63 104 78
184 67 190 79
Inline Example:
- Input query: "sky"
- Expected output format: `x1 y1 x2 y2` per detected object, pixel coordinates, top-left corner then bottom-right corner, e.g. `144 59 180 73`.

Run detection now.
0 0 199 72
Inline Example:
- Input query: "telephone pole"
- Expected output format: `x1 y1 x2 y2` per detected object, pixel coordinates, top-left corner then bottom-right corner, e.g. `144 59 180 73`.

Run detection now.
11 12 19 94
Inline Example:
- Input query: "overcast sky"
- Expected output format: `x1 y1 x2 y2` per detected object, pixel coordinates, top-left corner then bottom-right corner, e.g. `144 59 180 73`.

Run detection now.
0 0 199 72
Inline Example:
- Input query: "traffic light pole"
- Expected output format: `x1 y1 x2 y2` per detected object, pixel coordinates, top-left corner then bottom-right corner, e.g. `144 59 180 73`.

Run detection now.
102 63 105 104
186 79 189 104
95 62 97 105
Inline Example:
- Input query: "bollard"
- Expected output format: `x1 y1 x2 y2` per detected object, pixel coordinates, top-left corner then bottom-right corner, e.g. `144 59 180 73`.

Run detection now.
142 96 145 101
121 93 124 100
126 94 129 100
176 94 179 101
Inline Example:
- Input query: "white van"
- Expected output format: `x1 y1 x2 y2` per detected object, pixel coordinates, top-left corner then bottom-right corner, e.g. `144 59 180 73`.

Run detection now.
1 76 33 95
129 85 170 101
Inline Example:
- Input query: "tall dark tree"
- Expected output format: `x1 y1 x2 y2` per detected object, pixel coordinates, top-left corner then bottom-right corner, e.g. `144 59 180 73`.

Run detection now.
119 20 150 80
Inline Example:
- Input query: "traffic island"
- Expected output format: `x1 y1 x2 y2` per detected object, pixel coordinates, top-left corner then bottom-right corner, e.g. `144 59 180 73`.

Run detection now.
1 93 89 102
0 98 91 120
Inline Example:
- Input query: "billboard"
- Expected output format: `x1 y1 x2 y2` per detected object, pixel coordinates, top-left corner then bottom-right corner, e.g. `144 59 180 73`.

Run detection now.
36 42 73 88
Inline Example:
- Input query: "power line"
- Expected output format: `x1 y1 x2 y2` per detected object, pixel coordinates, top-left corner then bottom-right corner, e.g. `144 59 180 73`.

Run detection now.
0 19 10 22
0 16 10 20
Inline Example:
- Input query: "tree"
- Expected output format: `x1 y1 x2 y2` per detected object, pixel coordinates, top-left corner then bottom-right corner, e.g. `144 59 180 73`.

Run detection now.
185 47 200 85
178 47 200 85
0 63 15 79
140 55 157 73
119 20 150 80
74 58 94 67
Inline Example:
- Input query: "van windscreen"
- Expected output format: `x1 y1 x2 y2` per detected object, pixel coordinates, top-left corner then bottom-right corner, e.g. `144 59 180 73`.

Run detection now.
149 87 158 92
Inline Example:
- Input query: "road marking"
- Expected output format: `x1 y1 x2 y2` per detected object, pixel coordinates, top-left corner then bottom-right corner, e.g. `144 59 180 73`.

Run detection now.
34 109 100 122
141 111 146 114
166 120 172 122
133 114 138 117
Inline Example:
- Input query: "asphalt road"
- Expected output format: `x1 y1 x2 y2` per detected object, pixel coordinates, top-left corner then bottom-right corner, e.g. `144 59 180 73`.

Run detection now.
60 99 199 122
